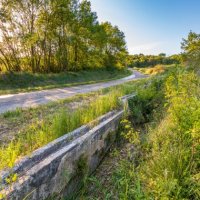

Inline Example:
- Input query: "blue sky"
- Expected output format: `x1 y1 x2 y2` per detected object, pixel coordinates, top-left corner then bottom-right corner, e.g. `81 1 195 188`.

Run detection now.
90 0 200 55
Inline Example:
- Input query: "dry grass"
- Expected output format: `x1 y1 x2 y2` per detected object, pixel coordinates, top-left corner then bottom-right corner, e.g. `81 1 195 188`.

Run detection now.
145 64 165 75
134 64 179 75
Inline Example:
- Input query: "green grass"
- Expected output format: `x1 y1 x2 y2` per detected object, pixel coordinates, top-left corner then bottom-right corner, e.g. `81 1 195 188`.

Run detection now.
0 68 131 95
139 70 200 199
0 93 99 146
0 78 149 172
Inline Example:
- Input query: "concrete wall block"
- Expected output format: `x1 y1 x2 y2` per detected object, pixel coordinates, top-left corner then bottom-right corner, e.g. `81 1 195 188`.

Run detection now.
0 110 124 200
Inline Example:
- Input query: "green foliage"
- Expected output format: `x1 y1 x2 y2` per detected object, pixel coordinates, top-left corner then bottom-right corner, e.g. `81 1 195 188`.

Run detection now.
181 31 200 71
76 155 89 197
120 119 140 145
0 193 5 200
5 173 18 184
112 160 145 200
76 155 88 177
127 53 181 68
128 77 165 124
3 108 22 118
0 0 127 73
139 70 200 199
144 64 165 75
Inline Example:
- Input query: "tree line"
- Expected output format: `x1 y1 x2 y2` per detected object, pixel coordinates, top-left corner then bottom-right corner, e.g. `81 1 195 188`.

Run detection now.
127 30 200 70
0 0 127 73
127 53 181 68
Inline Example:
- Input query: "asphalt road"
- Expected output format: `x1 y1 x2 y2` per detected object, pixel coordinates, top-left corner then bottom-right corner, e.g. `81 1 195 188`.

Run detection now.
0 70 145 114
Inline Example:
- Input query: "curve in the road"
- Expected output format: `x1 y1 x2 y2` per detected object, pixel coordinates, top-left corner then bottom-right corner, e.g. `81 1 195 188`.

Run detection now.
0 70 145 114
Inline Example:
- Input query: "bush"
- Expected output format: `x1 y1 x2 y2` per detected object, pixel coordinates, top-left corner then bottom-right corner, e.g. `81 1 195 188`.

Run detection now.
128 77 165 124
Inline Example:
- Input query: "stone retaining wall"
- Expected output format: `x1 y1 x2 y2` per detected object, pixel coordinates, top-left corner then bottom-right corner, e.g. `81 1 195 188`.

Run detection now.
0 111 123 200
0 94 135 200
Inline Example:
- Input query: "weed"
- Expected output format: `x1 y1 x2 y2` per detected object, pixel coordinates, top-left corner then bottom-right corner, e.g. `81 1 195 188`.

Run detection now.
138 70 200 199
120 119 140 145
3 108 22 119
128 76 165 124
5 173 18 184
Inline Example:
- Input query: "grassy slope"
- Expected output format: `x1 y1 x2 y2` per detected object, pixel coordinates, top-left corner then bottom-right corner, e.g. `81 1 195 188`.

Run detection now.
0 68 131 95
0 78 148 171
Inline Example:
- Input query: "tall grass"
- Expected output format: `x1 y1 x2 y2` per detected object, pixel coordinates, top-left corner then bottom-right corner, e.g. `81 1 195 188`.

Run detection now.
139 70 200 199
119 69 200 199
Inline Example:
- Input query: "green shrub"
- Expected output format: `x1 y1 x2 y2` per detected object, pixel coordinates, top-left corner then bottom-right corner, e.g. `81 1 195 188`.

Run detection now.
128 77 165 124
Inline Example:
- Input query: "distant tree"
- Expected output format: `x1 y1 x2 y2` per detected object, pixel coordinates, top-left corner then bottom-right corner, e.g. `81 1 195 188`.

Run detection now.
159 53 166 57
127 53 180 68
181 31 200 70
